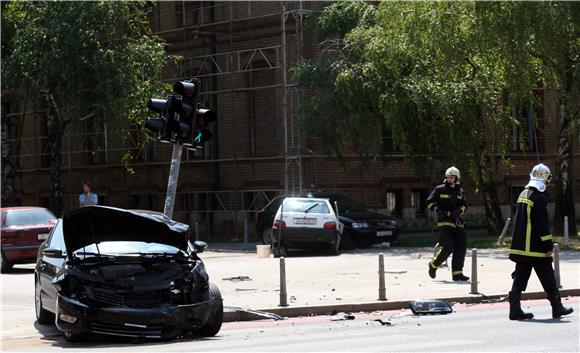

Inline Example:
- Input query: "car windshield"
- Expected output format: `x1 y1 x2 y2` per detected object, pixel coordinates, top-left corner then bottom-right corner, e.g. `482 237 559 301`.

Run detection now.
73 241 183 257
4 209 56 227
333 197 367 213
282 199 330 214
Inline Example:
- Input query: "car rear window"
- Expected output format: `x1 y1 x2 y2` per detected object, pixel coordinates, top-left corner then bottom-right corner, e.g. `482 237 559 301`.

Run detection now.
282 199 330 214
5 209 56 227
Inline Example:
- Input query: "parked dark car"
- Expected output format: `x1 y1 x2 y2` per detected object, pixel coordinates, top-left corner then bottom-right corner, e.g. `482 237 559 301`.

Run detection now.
257 194 399 250
1 207 57 273
34 206 223 342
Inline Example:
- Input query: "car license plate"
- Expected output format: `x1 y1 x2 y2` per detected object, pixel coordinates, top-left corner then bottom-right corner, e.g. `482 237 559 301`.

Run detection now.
38 233 49 240
377 231 392 237
294 218 316 225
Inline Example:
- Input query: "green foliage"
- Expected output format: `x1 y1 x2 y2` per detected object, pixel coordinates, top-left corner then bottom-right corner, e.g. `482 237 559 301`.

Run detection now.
1 1 168 127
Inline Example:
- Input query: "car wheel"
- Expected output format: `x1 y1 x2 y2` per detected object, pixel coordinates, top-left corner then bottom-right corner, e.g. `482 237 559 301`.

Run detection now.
261 228 273 245
339 232 356 250
35 277 54 325
195 283 223 337
0 252 13 273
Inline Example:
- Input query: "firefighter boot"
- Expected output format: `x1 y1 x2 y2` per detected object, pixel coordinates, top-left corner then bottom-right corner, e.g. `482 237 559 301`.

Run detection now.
428 263 437 279
547 292 574 319
452 273 470 281
508 291 534 320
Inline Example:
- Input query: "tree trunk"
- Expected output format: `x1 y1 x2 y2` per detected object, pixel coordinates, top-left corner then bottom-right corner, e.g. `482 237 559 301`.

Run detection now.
475 153 505 235
552 94 577 237
45 93 65 217
1 106 16 206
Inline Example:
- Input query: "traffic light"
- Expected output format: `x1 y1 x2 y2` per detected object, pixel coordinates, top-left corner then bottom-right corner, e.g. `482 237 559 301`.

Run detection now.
144 78 215 148
191 103 216 147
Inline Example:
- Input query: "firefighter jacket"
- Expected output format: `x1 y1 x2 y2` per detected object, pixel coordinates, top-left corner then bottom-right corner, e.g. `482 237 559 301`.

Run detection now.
509 187 553 263
426 181 467 229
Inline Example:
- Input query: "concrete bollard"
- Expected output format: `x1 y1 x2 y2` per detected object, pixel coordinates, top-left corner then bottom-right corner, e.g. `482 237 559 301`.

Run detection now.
554 243 561 288
564 216 569 247
195 222 199 241
243 218 248 243
279 257 288 307
470 248 478 294
497 218 511 247
378 253 386 301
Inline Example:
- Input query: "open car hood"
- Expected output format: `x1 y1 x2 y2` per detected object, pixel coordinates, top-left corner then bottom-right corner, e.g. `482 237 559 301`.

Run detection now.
63 206 189 253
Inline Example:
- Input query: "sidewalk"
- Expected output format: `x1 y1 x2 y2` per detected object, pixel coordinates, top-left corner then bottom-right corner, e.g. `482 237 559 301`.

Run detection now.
200 243 580 321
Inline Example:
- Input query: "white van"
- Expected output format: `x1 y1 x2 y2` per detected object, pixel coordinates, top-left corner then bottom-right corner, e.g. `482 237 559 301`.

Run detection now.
271 197 342 257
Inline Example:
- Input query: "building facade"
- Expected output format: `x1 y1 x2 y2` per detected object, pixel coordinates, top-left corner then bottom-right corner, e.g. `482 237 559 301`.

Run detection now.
2 1 578 239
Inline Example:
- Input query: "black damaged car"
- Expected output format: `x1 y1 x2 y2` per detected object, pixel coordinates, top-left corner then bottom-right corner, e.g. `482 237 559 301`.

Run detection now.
34 206 223 342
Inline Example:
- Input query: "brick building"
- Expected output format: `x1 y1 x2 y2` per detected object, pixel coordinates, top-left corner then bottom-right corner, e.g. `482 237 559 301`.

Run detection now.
2 1 578 239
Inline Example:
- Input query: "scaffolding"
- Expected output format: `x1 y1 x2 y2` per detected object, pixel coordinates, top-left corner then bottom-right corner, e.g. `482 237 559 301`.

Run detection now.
1 1 314 239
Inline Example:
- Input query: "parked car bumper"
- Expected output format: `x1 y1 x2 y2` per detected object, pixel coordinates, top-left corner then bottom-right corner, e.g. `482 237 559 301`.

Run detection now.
272 227 340 248
347 228 399 245
55 293 221 339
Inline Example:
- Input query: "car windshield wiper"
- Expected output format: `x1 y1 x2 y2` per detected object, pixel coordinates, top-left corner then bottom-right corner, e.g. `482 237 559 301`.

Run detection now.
303 202 320 213
73 251 115 258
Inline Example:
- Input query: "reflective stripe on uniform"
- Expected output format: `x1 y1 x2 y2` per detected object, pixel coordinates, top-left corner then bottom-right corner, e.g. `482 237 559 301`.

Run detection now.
540 234 553 241
427 202 436 210
509 249 549 258
437 222 457 228
525 203 532 252
517 197 534 207
452 271 463 275
440 194 450 199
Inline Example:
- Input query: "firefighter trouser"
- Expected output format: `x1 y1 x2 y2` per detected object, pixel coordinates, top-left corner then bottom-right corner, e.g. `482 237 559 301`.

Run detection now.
510 261 558 294
430 226 466 274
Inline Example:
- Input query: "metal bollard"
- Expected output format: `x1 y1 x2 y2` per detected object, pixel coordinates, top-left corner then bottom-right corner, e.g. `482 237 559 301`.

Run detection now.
497 218 511 247
243 218 248 243
378 253 386 301
554 243 561 288
470 248 478 294
564 216 569 247
195 222 199 241
279 257 288 307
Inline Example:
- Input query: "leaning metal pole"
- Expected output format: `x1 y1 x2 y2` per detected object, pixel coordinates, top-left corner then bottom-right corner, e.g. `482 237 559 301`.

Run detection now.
163 142 183 218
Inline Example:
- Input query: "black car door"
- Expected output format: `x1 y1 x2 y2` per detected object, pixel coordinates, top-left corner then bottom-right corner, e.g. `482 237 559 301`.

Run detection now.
37 220 66 311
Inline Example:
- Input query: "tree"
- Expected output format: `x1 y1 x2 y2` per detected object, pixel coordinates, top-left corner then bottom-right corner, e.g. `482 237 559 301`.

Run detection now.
295 1 578 235
474 1 578 237
295 1 510 233
2 1 168 216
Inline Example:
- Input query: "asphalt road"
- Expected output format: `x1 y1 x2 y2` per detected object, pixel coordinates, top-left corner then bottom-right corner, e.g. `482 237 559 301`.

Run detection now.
2 263 578 353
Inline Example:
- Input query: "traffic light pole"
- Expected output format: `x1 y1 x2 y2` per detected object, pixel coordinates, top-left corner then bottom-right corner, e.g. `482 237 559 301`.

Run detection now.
163 142 183 218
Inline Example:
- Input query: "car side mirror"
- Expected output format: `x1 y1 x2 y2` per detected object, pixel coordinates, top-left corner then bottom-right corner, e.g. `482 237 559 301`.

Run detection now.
43 248 65 258
193 241 208 253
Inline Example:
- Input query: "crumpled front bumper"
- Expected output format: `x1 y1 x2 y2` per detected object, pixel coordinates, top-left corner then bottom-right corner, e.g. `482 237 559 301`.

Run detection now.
56 293 221 339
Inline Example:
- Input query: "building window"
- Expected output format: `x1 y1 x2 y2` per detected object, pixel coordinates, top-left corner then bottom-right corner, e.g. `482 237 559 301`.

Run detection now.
130 194 158 210
385 190 402 216
511 103 538 152
411 189 428 217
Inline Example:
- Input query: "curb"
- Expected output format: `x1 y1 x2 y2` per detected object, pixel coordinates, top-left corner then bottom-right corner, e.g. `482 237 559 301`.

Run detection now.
223 288 580 322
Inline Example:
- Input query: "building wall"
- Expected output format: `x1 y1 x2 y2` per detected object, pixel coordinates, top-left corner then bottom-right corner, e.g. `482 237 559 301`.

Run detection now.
2 1 578 237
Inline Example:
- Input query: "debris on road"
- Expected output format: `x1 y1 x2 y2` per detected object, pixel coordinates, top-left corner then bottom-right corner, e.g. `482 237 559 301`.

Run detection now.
373 319 393 326
330 313 355 321
222 275 252 282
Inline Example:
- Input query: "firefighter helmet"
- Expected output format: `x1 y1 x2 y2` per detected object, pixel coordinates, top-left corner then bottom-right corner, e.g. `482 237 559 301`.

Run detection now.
445 166 461 181
526 163 552 192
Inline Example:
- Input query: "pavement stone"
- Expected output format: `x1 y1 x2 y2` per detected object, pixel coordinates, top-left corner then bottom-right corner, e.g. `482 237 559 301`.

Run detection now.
200 243 580 321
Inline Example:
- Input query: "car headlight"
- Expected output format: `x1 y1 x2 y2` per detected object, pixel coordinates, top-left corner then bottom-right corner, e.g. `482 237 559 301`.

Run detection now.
351 222 369 229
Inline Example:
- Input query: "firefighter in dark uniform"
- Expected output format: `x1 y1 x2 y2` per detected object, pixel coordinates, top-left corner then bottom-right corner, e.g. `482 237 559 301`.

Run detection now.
426 166 469 281
508 163 573 320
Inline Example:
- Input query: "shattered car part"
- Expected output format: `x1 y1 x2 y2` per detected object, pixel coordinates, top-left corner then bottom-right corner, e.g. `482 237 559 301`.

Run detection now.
35 206 223 342
409 299 453 315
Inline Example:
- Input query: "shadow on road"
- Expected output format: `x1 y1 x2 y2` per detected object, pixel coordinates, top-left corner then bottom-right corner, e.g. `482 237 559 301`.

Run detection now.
2 267 35 275
34 320 223 349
